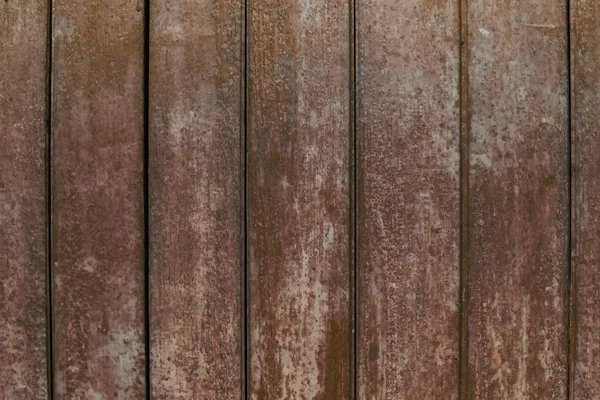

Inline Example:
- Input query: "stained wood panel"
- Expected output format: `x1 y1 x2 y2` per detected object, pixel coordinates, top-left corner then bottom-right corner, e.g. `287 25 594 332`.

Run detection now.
572 1 600 397
148 0 244 398
357 1 460 398
467 0 569 398
5 1 600 398
51 1 146 397
247 0 353 397
0 1 49 398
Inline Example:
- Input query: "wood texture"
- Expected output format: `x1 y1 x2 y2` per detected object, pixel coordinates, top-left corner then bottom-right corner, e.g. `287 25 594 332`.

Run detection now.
51 1 146 397
247 0 352 397
4 2 600 399
0 1 49 398
357 1 460 398
467 0 569 398
148 0 244 398
572 0 600 397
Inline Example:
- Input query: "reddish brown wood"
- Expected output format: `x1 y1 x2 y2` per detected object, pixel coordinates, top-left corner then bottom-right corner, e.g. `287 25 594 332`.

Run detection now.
0 1 49 398
357 1 460 398
148 0 244 398
51 1 146 398
247 0 352 397
572 1 600 398
467 0 569 398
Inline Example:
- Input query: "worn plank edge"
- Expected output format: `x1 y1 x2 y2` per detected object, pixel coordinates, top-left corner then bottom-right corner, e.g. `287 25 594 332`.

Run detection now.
242 0 248 396
46 0 54 396
143 0 151 396
350 0 357 397
568 0 576 398
459 0 470 396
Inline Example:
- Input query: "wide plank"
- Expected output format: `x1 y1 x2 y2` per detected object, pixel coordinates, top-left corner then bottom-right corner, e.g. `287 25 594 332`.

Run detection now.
51 0 146 397
572 0 600 397
467 0 569 397
148 0 244 398
247 0 353 397
357 0 461 398
0 1 49 398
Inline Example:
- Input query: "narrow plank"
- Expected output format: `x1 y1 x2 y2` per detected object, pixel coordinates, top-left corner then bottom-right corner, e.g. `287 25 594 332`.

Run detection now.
148 0 244 397
467 0 569 397
572 0 600 397
357 0 460 398
51 1 146 397
0 1 49 398
247 0 352 397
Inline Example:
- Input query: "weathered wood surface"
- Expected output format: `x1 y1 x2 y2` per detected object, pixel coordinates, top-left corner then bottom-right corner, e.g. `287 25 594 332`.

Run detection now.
148 0 244 397
6 1 600 398
247 0 353 397
572 0 600 398
467 0 569 398
51 0 146 397
357 0 460 398
0 1 49 398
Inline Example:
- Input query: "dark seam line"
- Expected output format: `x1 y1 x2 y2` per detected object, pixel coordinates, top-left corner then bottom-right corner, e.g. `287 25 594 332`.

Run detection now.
458 0 470 396
567 0 576 398
46 0 54 397
352 0 358 397
243 0 249 398
143 0 151 398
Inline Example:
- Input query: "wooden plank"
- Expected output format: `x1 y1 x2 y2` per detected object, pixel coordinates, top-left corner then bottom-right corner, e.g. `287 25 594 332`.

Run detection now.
148 0 244 398
357 0 460 398
50 1 146 398
467 1 569 398
572 0 600 397
0 1 49 398
247 0 352 397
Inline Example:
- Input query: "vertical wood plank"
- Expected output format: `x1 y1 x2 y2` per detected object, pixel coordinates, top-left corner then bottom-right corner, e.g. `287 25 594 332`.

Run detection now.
51 1 146 397
572 0 600 397
0 1 49 398
357 0 460 398
247 0 352 397
148 0 244 397
467 1 569 398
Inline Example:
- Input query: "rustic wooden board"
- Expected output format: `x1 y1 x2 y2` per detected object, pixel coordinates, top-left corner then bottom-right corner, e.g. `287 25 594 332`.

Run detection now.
572 0 600 397
0 1 49 398
247 0 352 397
357 0 460 398
51 1 146 398
467 0 569 398
148 0 244 398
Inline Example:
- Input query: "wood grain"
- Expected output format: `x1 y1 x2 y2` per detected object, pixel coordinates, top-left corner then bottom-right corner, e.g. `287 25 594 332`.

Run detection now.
148 0 244 398
247 0 352 397
51 0 146 397
572 0 600 397
357 0 460 398
467 0 569 398
0 1 49 398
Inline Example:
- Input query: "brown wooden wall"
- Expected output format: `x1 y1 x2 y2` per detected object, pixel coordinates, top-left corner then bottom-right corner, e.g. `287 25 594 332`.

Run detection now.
1 0 599 399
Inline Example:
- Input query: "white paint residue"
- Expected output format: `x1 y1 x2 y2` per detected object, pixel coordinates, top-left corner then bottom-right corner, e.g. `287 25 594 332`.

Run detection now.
275 226 329 399
516 296 530 399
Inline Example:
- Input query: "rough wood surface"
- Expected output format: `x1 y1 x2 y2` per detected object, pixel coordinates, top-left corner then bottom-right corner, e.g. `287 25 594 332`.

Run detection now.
51 1 146 397
247 0 352 397
148 0 244 398
357 1 460 398
572 0 600 397
467 0 569 398
0 1 49 398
